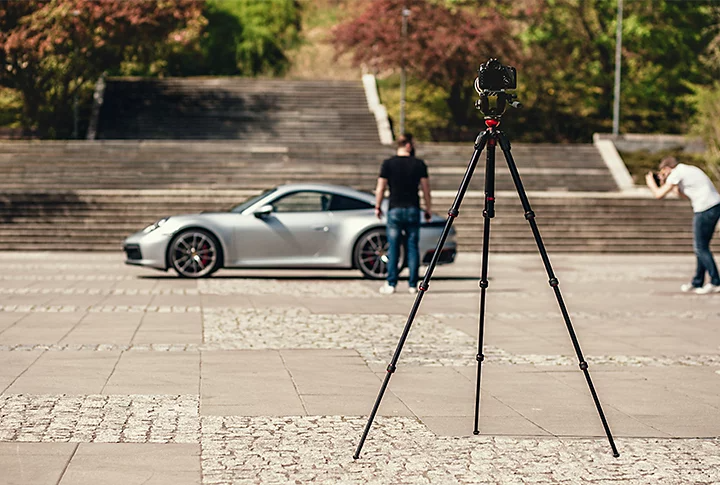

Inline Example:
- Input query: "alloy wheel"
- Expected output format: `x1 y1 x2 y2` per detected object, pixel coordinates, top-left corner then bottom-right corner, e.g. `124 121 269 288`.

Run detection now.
354 228 405 280
169 230 220 278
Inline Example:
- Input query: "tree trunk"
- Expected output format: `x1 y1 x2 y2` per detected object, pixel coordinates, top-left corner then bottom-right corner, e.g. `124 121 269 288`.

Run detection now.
447 82 470 130
20 90 40 137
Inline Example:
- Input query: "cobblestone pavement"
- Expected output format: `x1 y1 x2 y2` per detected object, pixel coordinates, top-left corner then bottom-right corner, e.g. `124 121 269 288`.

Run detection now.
201 416 720 485
0 395 199 443
3 395 719 484
0 252 719 484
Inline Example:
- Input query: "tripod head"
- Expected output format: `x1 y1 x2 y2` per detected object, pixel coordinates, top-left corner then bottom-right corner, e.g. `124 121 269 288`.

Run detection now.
473 58 523 123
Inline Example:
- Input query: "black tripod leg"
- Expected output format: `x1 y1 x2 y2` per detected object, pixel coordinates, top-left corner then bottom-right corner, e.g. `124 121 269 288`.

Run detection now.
353 130 490 460
473 132 496 435
496 130 619 457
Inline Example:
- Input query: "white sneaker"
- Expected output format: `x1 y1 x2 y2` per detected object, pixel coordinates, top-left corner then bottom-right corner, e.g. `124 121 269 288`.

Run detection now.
694 283 720 295
379 284 396 295
408 287 418 295
680 283 696 293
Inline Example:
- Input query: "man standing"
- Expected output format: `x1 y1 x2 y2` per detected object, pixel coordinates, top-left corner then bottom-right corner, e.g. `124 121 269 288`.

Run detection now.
646 156 720 294
375 134 432 294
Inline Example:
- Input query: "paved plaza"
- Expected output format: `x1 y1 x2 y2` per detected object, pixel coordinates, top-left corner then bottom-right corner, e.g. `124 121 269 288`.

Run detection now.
0 251 719 484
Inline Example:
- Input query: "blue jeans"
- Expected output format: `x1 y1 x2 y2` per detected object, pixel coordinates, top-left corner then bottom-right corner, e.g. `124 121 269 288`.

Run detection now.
692 203 720 287
386 206 420 287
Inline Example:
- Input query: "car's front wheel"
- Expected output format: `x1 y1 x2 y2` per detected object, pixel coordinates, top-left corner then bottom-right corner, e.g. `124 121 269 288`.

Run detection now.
168 229 222 278
353 228 405 280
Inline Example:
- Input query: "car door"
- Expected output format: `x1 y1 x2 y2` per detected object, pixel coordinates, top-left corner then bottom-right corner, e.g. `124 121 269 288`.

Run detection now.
233 190 335 266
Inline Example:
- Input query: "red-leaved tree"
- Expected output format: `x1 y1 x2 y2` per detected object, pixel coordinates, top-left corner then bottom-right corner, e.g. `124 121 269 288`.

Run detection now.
332 0 518 132
0 0 203 137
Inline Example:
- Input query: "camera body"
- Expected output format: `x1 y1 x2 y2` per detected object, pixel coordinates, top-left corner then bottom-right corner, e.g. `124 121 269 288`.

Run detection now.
652 172 663 186
477 58 517 91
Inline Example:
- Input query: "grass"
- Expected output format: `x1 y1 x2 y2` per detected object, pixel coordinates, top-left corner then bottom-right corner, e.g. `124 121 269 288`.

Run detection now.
0 87 22 128
376 75 449 141
285 0 358 80
618 148 718 185
300 0 350 30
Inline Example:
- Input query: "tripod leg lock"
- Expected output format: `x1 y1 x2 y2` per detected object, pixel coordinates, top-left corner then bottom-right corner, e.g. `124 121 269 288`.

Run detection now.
386 364 397 374
479 279 489 289
476 353 485 362
524 211 535 220
549 278 559 287
419 284 429 292
579 361 588 371
448 209 459 218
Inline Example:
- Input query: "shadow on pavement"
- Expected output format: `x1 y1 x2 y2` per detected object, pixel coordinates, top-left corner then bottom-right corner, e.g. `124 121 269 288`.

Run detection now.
137 274 480 281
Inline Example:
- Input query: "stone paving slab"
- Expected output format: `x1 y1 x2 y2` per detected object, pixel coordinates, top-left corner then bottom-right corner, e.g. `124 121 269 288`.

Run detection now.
0 442 77 485
61 443 201 485
104 352 200 395
59 314 144 345
0 350 42 393
0 252 718 484
132 313 203 345
5 351 121 395
200 350 306 417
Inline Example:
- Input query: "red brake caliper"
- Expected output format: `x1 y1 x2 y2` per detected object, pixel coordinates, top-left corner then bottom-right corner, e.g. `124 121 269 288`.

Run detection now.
200 241 210 266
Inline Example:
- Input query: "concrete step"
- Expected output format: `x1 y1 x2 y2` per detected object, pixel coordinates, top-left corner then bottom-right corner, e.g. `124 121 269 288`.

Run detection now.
0 140 616 181
97 78 382 143
1 189 716 253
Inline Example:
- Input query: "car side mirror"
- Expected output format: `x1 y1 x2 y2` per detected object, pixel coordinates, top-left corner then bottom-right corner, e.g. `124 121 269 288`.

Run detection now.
253 205 274 218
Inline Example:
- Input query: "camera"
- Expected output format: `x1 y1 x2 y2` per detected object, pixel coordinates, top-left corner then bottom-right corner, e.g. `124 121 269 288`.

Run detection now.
477 58 517 91
652 172 663 186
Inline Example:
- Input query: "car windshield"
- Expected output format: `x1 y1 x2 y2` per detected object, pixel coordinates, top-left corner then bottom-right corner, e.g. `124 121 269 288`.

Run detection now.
229 188 277 213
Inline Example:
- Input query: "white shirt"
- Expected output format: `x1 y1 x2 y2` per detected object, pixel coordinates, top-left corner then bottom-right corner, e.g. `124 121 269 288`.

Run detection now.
666 163 720 213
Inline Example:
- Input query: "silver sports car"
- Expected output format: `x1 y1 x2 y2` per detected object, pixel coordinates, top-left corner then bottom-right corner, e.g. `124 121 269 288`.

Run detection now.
123 183 457 279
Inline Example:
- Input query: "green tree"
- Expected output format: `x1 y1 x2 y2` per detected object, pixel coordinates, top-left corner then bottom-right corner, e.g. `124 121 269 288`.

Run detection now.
0 0 204 138
689 6 720 180
162 0 302 76
688 82 720 179
333 0 517 137
230 0 302 76
507 0 716 141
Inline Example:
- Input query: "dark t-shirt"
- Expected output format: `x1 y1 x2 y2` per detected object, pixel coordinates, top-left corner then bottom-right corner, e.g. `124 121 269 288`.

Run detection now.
379 156 428 209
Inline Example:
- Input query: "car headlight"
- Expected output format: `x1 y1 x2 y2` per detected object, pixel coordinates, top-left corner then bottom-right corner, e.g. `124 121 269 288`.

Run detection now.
142 217 169 234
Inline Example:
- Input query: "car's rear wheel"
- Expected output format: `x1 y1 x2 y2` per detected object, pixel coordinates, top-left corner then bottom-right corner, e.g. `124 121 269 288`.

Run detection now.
168 229 222 278
353 228 405 280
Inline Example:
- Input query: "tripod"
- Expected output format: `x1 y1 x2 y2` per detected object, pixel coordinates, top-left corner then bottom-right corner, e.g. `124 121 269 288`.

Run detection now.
353 88 619 460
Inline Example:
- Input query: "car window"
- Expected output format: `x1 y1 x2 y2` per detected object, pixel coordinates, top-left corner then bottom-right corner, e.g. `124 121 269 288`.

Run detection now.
230 188 277 213
272 191 329 213
328 194 373 211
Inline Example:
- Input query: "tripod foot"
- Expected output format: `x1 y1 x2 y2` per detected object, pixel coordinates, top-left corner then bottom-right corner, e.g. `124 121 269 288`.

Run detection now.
353 454 359 460
473 430 480 435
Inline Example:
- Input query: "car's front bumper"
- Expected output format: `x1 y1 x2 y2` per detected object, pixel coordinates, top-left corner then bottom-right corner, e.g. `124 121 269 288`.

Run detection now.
122 230 171 270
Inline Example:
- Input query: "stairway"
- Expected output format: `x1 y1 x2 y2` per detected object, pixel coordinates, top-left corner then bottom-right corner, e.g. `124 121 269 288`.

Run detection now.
0 140 614 193
433 192 712 253
2 138 713 253
1 188 714 253
96 78 381 144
